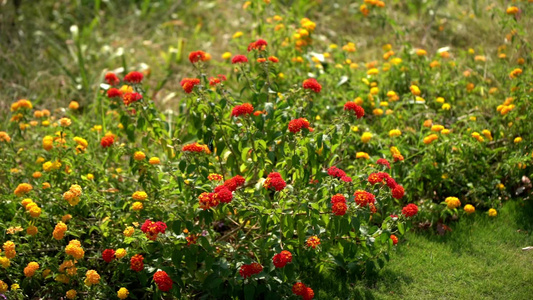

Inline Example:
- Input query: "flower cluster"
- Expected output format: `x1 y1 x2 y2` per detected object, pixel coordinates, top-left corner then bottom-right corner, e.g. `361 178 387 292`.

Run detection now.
263 172 286 191
153 270 173 292
292 282 315 300
327 166 352 182
288 118 312 133
239 262 263 279
231 103 254 117
272 250 293 268
140 219 167 240
331 194 347 216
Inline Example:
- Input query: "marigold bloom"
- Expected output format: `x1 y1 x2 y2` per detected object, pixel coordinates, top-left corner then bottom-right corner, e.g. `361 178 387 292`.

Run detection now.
273 250 293 268
132 191 148 201
124 71 144 84
288 118 312 133
130 254 144 272
356 152 370 159
124 226 135 237
390 234 398 245
231 103 254 117
306 236 321 248
488 208 497 217
231 55 249 64
65 240 85 259
302 78 322 93
402 203 419 217
133 151 146 161
423 134 438 145
53 222 68 240
431 125 444 132
180 78 201 93
506 6 519 15
344 102 365 118
464 204 475 214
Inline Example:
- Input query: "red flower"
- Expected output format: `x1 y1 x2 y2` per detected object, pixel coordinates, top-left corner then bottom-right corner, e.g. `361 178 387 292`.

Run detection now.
130 254 144 272
368 173 383 185
100 135 114 148
107 88 122 98
215 186 233 203
344 102 365 119
180 78 201 94
263 172 286 191
302 78 322 93
272 250 292 268
393 154 404 162
288 118 312 133
231 103 254 117
188 50 208 63
102 249 115 263
141 219 167 240
377 158 391 169
293 282 307 296
232 175 246 187
182 142 210 154
402 203 419 217
153 270 173 292
239 262 263 279
331 194 346 205
209 75 226 86
105 72 120 86
268 56 279 63
199 192 219 210
341 176 352 182
332 202 347 216
327 166 346 178
124 71 143 84
354 190 375 207
303 287 315 300
385 176 398 189
369 203 377 214
248 39 268 51
122 92 143 106
232 55 249 64
392 185 405 199
390 234 398 245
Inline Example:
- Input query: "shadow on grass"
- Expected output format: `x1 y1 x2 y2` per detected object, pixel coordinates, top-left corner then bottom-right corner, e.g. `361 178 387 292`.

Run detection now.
514 198 533 233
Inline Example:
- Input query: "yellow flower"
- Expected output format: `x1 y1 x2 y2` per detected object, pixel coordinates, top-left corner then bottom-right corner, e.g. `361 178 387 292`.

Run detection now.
24 262 39 277
497 183 505 190
361 132 372 143
222 52 232 60
116 248 127 259
445 197 461 209
423 134 438 145
464 204 475 214
506 6 519 15
351 126 359 132
488 208 497 217
118 287 129 299
410 85 421 96
27 225 38 236
0 257 10 268
436 97 445 103
131 202 143 211
232 31 243 39
514 137 522 143
84 270 100 286
69 101 79 110
0 280 7 293
59 117 72 127
124 226 135 237
87 173 94 180
442 103 451 110
389 129 401 137
132 191 148 201
66 289 77 299
373 108 384 116
416 49 427 56
134 151 146 161
356 152 370 159
431 125 444 132
149 157 161 165
11 283 19 290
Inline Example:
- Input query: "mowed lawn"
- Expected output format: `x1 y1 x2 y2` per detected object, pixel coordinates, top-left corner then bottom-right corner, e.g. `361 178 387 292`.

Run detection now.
311 200 533 299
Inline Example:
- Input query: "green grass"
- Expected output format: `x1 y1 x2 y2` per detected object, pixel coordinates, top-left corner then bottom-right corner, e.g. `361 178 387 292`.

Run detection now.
310 200 533 299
